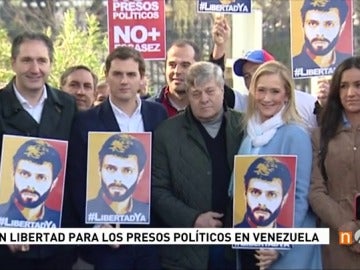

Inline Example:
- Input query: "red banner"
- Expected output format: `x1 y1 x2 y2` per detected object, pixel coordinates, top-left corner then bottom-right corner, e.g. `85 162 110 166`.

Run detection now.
107 0 166 60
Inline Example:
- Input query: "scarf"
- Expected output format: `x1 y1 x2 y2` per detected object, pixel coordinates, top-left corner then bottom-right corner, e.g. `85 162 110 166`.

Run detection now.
228 107 285 197
239 107 285 154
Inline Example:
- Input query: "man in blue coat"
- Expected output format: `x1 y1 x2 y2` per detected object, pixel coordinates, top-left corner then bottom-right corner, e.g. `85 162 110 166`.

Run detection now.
64 46 167 270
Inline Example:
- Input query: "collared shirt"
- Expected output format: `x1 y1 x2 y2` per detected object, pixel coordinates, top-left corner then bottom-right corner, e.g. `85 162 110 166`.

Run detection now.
13 85 47 123
168 95 186 112
109 96 144 132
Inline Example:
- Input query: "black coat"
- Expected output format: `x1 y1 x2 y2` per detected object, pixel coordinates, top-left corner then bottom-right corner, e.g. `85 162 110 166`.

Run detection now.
0 80 76 260
0 80 76 142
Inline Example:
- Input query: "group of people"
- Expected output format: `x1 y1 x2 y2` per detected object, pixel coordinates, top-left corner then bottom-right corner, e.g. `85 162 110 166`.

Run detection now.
59 62 152 112
0 2 358 270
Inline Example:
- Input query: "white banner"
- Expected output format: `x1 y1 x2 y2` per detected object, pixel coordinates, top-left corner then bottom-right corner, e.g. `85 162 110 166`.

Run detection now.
0 228 329 245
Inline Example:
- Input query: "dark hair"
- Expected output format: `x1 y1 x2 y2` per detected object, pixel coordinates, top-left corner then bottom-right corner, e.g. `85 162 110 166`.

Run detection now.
60 65 98 88
105 46 145 76
318 56 360 180
167 39 202 62
11 32 54 63
300 0 348 25
13 139 62 180
244 157 291 195
98 134 147 172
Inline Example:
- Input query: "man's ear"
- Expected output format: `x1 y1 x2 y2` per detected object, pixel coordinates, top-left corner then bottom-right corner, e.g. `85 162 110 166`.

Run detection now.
98 162 103 178
11 58 16 70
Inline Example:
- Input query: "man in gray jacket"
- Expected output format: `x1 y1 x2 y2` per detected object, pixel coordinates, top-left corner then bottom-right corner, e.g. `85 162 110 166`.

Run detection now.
152 61 244 269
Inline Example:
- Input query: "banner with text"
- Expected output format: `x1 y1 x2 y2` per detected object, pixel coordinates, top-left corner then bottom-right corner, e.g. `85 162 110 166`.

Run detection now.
0 228 329 245
107 0 166 60
197 0 251 14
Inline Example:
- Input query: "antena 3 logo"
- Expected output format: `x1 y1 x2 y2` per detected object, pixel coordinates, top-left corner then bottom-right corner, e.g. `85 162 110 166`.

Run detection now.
339 230 360 245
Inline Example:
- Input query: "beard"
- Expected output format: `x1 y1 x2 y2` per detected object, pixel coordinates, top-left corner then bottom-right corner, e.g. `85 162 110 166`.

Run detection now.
304 34 340 56
247 203 282 227
101 179 137 202
168 81 186 96
174 88 186 95
14 186 50 208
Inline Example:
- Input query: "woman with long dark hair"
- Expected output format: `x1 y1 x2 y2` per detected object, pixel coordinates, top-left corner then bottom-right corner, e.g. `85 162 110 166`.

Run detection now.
310 56 360 269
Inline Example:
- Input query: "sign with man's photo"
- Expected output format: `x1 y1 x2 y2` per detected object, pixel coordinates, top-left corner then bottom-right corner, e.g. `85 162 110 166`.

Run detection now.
233 155 297 249
0 135 68 228
290 0 353 79
85 132 152 225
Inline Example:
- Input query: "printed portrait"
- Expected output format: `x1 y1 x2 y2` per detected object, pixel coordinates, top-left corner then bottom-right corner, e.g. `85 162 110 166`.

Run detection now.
233 155 297 228
290 0 353 78
0 135 68 228
86 132 151 225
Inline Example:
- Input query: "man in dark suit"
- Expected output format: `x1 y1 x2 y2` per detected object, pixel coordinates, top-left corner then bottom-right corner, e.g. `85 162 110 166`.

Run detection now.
64 46 167 270
0 32 76 270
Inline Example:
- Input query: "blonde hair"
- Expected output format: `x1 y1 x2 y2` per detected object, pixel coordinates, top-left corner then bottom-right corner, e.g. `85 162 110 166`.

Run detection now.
243 60 302 128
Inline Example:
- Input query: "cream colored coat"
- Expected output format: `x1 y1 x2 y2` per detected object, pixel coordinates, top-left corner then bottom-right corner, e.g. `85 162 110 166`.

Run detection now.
309 126 360 269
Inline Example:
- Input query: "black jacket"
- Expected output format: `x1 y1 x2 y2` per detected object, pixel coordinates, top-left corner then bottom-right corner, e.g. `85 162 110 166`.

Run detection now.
0 79 76 259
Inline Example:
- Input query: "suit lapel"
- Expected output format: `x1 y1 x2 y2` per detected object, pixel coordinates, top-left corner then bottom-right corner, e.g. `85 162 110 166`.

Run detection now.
184 108 208 155
99 99 120 131
38 87 64 137
225 111 243 169
141 101 153 132
1 87 39 134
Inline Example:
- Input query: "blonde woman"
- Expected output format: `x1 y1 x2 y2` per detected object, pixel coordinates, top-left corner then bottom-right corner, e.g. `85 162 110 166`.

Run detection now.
231 61 322 269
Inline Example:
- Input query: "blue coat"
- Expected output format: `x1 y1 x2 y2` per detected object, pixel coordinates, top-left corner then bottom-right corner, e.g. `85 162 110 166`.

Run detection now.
64 98 167 268
237 124 322 270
